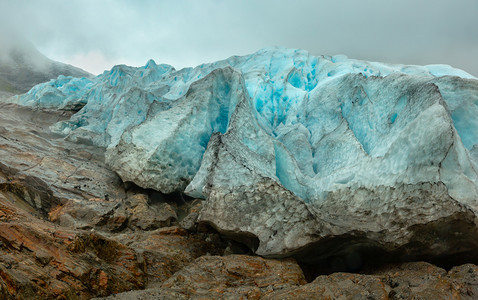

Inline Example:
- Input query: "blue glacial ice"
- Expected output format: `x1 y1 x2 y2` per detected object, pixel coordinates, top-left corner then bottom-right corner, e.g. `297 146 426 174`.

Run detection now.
9 75 93 110
10 47 478 206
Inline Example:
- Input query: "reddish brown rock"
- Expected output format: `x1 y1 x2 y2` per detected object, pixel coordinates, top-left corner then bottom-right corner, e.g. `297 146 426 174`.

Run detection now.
0 193 145 299
375 262 478 300
100 255 306 300
374 262 449 299
123 190 177 231
113 226 225 287
264 272 389 299
0 192 227 299
160 254 306 298
447 264 478 298
264 262 478 300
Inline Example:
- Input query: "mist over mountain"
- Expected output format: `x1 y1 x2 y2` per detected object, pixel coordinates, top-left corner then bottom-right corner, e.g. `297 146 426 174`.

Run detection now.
0 31 91 98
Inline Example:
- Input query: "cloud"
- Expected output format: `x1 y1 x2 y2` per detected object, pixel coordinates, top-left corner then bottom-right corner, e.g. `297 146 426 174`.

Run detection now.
58 50 125 75
1 0 477 76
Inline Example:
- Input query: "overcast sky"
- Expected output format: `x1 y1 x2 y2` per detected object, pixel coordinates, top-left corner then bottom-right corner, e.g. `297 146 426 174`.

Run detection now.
1 0 477 76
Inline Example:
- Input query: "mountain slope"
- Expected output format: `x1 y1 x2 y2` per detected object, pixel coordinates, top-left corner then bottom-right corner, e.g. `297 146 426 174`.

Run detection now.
0 34 92 98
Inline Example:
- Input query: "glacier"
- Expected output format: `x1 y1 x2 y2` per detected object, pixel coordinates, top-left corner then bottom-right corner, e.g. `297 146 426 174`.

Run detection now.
8 47 478 257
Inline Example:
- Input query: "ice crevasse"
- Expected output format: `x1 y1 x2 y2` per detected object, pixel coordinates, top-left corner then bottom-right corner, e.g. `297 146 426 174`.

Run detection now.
10 47 478 257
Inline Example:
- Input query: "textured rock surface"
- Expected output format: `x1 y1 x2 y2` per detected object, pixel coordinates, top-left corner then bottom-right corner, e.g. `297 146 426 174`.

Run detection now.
48 188 178 232
0 193 145 299
98 255 307 300
0 103 126 209
0 193 226 299
265 262 478 300
112 226 226 288
159 255 306 298
99 260 478 300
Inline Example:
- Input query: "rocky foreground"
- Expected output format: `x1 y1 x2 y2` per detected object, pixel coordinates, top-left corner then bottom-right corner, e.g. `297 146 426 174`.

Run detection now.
0 94 478 299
